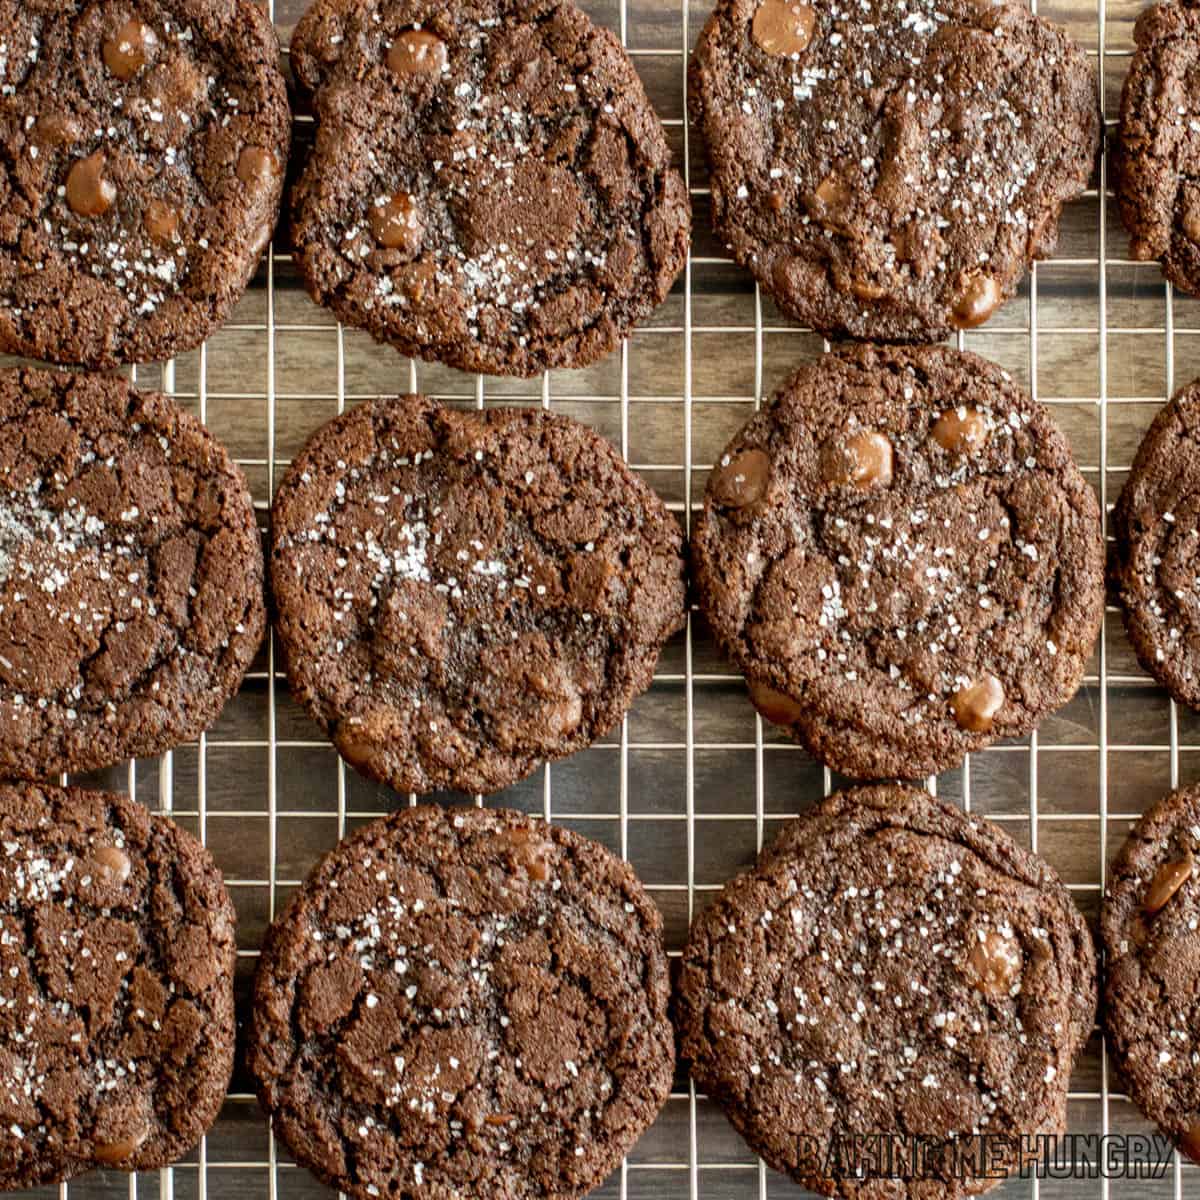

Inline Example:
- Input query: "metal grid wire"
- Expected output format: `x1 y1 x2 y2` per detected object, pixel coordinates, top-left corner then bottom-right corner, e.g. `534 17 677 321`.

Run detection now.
13 0 1192 1195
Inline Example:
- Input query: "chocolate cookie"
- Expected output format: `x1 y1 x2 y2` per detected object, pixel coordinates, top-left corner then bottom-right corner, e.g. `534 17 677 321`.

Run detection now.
0 782 236 1190
691 345 1105 781
1116 3 1200 295
288 0 690 377
675 785 1097 1199
270 396 685 795
1101 784 1200 1162
0 368 265 779
1111 381 1200 707
0 0 290 368
249 804 673 1200
688 0 1099 341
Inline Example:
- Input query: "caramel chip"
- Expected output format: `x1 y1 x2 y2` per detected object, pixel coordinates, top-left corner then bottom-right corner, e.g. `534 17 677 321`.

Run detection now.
370 192 423 253
1144 854 1193 915
66 152 117 218
504 826 554 883
950 273 1001 329
237 146 279 191
814 174 851 211
748 679 804 726
932 406 988 455
823 430 893 489
387 30 449 77
752 0 817 56
92 844 132 885
32 112 82 148
951 674 1004 733
144 199 180 245
93 1124 148 1165
966 928 1021 996
103 19 158 80
711 448 770 508
1183 201 1200 246
1181 1123 1200 1166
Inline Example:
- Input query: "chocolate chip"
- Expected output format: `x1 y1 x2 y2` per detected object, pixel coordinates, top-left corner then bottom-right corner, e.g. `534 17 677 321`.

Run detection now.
951 673 1004 733
93 1126 148 1165
387 30 448 77
544 691 583 738
823 430 893 489
66 152 117 218
237 146 279 191
32 112 82 148
1184 200 1200 246
711 448 770 508
965 928 1021 996
143 199 179 244
1144 854 1193 915
504 827 555 883
748 679 804 725
1181 1123 1200 1165
103 19 158 80
751 0 817 56
813 173 851 212
92 845 132 885
369 192 423 253
932 406 989 455
851 277 887 301
950 272 1001 329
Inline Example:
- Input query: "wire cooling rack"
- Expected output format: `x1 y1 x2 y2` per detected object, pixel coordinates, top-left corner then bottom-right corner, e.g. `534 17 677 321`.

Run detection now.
3 0 1194 1194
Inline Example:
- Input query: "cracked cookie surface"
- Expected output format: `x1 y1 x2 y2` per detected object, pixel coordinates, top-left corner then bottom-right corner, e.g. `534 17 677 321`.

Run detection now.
270 395 685 796
688 0 1099 341
690 344 1105 780
0 0 290 368
288 0 690 377
249 804 673 1200
674 785 1096 1200
0 782 236 1190
1116 2 1200 295
1111 381 1200 707
0 367 265 778
1102 784 1200 1160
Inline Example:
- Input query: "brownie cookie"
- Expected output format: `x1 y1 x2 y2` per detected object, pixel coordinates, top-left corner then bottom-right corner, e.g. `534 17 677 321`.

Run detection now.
1102 784 1200 1162
0 0 290 368
688 0 1099 341
1111 381 1200 707
288 0 690 377
0 368 265 779
270 396 685 795
1116 3 1200 295
0 782 236 1190
675 785 1096 1199
249 805 673 1200
691 345 1105 780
